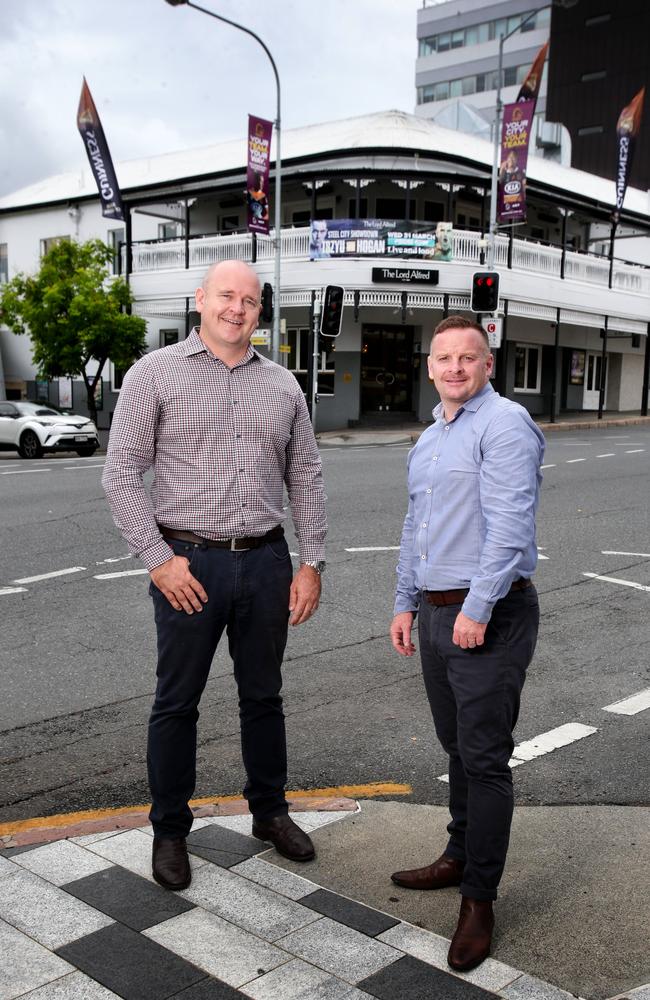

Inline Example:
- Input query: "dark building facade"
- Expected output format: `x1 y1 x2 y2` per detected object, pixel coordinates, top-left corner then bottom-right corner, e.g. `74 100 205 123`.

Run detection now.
546 0 649 186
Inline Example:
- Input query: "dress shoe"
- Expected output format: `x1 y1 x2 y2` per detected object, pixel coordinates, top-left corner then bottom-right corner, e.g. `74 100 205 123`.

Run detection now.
252 814 315 862
448 896 494 971
152 836 191 891
391 853 464 890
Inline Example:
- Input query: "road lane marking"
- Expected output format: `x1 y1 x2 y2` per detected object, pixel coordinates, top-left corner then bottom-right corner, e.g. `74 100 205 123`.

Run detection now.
0 781 411 838
540 464 556 469
596 453 616 458
566 458 586 463
602 550 650 557
94 568 149 579
602 688 650 716
12 566 86 584
345 546 400 552
537 547 548 560
0 586 28 596
625 449 645 453
583 572 650 593
63 464 105 471
436 722 598 782
95 554 133 565
1 468 51 475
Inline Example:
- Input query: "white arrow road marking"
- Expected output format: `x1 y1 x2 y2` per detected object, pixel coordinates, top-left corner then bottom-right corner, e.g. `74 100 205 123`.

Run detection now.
437 722 598 783
596 453 616 458
583 572 650 593
625 449 645 453
566 458 586 463
13 566 86 584
540 464 556 469
603 688 650 716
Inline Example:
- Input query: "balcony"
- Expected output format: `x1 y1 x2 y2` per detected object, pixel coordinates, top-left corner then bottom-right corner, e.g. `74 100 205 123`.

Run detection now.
124 226 650 327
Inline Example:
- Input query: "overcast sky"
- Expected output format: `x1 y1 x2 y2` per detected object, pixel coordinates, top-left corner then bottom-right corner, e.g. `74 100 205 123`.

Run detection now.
0 0 422 197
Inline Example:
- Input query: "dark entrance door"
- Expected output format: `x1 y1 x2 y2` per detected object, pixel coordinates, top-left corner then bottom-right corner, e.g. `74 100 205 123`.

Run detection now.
361 325 414 414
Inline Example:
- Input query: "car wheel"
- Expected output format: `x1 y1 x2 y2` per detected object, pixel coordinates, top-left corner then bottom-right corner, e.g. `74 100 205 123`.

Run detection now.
18 430 44 459
76 447 98 457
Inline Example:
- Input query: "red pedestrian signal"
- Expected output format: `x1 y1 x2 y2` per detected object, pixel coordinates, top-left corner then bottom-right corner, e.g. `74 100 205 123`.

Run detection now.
470 272 500 313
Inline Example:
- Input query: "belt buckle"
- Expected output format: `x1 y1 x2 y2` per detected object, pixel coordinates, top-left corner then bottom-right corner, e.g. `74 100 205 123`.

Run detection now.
230 537 250 551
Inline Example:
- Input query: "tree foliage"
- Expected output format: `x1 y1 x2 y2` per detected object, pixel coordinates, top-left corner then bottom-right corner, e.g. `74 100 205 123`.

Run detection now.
0 238 146 423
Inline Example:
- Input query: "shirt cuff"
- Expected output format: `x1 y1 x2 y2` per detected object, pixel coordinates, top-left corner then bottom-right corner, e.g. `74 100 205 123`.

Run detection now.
139 538 175 572
394 597 420 616
461 592 493 623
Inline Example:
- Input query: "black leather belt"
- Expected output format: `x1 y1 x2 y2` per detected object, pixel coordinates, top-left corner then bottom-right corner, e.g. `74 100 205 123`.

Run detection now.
423 578 532 607
159 525 284 551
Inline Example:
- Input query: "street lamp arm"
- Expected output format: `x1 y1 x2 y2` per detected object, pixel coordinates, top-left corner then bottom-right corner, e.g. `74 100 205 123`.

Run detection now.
182 0 280 121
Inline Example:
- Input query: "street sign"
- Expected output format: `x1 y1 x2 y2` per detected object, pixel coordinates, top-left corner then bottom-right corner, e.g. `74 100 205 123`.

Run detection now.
485 318 502 349
279 344 291 353
251 330 270 347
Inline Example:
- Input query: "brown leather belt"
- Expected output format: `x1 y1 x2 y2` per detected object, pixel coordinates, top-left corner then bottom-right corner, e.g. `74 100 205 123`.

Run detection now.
159 525 284 551
423 577 532 607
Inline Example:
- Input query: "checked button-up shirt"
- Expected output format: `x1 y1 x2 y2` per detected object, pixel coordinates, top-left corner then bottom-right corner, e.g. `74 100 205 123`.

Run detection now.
102 328 327 571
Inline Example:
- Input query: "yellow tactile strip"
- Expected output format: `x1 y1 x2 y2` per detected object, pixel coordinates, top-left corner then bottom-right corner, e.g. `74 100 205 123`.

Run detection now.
0 782 411 848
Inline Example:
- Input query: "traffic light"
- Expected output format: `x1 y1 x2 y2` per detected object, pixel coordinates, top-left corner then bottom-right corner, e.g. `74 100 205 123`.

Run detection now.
470 271 500 314
261 282 273 323
320 285 344 337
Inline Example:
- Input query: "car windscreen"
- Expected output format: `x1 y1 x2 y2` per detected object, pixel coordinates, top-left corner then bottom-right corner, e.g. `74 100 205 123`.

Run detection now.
14 403 60 416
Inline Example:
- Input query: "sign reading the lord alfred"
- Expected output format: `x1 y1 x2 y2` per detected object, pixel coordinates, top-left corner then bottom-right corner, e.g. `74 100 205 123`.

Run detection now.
371 266 439 285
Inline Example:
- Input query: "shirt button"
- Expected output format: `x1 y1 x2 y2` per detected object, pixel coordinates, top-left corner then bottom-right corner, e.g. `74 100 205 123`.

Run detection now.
426 488 432 494
422 522 427 527
444 426 450 431
421 554 426 560
236 434 241 438
432 456 438 461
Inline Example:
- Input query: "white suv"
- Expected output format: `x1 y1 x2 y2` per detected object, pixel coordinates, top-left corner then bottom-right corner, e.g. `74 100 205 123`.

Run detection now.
0 401 99 458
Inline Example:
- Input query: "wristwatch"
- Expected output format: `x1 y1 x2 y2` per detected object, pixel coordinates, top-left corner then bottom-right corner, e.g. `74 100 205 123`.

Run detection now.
302 560 326 575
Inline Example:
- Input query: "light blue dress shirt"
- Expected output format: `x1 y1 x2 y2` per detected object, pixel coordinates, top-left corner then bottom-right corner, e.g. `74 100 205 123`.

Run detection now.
394 383 545 622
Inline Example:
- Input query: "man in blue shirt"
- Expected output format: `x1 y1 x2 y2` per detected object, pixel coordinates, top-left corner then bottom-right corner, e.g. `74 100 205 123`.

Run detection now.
390 315 544 972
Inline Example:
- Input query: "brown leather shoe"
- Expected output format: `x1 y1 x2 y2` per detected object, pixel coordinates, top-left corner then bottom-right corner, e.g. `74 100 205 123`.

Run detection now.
391 853 464 890
152 836 191 891
448 896 495 972
252 814 315 862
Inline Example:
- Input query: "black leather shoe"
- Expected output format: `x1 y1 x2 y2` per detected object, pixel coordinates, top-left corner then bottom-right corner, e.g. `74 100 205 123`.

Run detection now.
252 814 315 862
152 836 191 890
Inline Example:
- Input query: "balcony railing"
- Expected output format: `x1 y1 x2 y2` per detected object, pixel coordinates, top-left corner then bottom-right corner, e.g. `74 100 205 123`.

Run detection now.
124 226 650 297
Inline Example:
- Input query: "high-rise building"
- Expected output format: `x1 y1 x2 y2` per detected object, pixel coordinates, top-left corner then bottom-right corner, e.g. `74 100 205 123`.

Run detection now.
415 0 565 160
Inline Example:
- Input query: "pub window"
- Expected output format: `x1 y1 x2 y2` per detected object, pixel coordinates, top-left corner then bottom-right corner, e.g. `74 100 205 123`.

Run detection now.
160 328 180 347
158 222 181 240
347 199 369 218
376 197 416 220
220 215 240 231
286 326 335 396
40 236 69 257
107 228 125 275
514 345 541 394
292 210 311 225
0 243 7 283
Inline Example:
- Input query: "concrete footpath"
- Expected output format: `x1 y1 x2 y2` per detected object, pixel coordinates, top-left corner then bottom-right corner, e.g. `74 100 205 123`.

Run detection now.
1 798 648 1000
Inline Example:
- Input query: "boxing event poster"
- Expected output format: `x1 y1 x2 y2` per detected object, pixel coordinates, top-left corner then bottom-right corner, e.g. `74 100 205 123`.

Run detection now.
76 78 124 221
497 99 535 224
612 87 645 224
246 115 273 235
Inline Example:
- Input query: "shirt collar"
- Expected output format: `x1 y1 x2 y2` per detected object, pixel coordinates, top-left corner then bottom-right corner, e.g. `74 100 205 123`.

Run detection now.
180 327 260 366
432 381 496 422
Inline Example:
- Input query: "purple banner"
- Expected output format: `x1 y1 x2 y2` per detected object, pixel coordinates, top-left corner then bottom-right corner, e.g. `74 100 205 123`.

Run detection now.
497 99 535 225
246 115 273 235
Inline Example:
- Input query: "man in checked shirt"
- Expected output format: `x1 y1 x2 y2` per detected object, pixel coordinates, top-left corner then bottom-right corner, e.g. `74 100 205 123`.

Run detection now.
103 259 327 891
390 316 544 972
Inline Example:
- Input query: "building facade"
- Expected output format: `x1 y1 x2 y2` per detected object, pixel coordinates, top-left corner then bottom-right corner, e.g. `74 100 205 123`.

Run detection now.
0 110 649 434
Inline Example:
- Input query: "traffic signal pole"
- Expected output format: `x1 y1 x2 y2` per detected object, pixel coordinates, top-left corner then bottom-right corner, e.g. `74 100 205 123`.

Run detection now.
309 297 321 428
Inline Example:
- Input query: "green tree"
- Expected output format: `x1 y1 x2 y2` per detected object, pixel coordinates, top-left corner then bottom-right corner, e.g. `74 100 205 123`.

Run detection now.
0 238 146 426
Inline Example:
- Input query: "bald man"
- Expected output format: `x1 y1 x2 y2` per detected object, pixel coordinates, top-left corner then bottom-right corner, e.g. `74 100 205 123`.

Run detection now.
103 260 327 890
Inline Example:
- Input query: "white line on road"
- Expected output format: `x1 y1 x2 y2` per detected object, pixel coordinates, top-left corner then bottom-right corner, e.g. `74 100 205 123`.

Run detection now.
602 550 650 558
64 464 105 471
345 546 400 552
0 586 28 596
436 722 598 783
1 468 51 475
602 688 650 716
596 453 616 458
13 566 86 584
566 458 586 463
540 464 556 469
94 568 149 579
625 449 645 453
96 554 133 565
583 572 650 593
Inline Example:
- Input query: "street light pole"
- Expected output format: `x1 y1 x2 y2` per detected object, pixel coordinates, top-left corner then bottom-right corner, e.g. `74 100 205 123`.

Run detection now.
487 8 540 271
164 0 282 364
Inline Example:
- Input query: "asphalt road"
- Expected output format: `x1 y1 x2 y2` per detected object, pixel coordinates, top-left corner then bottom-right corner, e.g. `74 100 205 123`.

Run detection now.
1 426 649 824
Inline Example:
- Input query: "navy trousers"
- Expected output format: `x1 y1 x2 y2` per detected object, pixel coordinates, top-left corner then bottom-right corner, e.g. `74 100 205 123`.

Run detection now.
418 586 540 900
147 534 293 837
